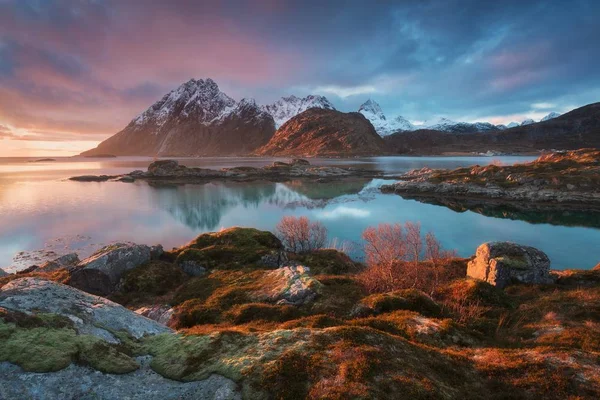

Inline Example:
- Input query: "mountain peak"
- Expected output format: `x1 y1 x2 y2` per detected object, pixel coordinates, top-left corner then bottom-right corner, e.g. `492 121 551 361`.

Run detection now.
262 95 336 128
358 99 416 136
541 111 561 121
521 118 535 126
358 99 384 117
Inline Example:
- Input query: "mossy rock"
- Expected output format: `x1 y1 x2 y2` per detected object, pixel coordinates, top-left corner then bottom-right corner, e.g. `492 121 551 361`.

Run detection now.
111 261 187 306
0 309 139 374
308 275 366 317
360 289 442 317
174 228 283 270
288 249 362 275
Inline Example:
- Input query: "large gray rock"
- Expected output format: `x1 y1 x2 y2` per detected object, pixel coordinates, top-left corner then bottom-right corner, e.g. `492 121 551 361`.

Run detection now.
70 243 152 295
257 265 321 305
38 253 80 272
0 278 171 343
467 242 551 288
0 356 240 400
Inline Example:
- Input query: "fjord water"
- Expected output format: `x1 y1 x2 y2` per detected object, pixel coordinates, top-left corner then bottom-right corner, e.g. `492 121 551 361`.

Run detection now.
1 156 599 272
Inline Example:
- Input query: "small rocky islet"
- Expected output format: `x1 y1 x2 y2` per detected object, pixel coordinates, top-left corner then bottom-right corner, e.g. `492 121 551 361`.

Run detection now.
1 226 600 399
382 148 600 211
69 158 386 184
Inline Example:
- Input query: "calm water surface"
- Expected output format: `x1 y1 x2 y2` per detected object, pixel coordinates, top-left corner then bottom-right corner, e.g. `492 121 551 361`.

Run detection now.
1 155 599 272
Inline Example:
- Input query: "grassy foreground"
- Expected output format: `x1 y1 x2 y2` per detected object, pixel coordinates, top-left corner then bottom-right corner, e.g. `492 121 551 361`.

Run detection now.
1 227 599 399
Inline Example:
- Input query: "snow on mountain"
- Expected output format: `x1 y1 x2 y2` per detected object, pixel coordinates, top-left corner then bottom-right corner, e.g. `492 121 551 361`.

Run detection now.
83 78 275 157
262 95 335 128
541 112 561 121
506 122 519 128
358 99 415 136
496 124 508 130
132 78 237 130
521 119 535 126
418 118 499 134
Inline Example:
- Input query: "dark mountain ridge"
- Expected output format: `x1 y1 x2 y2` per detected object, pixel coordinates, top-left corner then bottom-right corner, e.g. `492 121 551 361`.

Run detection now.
385 102 600 154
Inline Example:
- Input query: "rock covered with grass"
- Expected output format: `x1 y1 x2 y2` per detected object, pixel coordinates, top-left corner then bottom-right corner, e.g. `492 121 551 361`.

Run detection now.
467 242 551 288
172 227 286 270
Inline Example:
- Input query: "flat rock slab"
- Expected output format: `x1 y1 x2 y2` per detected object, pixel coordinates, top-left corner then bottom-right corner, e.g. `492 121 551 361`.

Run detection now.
0 356 241 400
0 278 171 343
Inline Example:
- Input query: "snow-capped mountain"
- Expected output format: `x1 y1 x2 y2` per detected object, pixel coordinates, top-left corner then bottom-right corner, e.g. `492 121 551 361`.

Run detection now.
358 99 415 136
506 122 520 128
410 117 499 134
521 119 535 126
82 79 275 156
262 95 335 128
541 111 561 121
131 79 239 129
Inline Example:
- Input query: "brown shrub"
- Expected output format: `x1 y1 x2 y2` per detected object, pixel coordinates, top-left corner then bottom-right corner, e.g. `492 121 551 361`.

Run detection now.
359 223 457 295
276 216 327 253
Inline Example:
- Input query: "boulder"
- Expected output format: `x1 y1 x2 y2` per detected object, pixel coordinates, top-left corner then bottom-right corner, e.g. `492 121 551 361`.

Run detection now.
135 305 175 326
70 243 152 295
147 160 180 176
0 278 171 343
258 265 321 305
38 253 80 272
179 260 207 277
467 242 551 288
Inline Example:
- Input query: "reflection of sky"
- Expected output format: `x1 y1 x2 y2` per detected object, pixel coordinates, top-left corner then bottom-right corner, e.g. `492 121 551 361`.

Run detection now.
0 155 598 271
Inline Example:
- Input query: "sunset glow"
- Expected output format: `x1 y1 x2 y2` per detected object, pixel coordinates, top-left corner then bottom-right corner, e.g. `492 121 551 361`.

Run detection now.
1 0 599 156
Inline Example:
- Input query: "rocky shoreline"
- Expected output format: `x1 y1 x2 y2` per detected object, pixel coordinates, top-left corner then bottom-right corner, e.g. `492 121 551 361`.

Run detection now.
69 158 387 184
381 149 600 211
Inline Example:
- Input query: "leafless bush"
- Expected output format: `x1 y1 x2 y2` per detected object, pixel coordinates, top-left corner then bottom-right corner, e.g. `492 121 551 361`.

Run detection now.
359 222 457 294
276 216 328 253
442 297 491 324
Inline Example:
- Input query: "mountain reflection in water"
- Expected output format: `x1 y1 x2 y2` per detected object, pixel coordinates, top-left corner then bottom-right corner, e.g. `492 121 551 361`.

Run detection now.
147 179 372 231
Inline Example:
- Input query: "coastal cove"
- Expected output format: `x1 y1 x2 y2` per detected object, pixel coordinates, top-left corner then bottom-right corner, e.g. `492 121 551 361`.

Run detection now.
2 155 600 272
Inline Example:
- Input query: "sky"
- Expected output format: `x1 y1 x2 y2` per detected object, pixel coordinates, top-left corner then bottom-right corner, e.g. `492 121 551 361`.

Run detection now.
1 0 600 156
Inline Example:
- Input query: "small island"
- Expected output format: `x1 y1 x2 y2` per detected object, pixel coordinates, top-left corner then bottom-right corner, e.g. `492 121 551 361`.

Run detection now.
381 148 600 211
69 158 387 183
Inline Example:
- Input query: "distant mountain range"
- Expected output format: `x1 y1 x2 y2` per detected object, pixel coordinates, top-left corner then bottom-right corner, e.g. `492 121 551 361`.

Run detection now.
356 99 562 136
81 78 588 157
384 102 600 154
